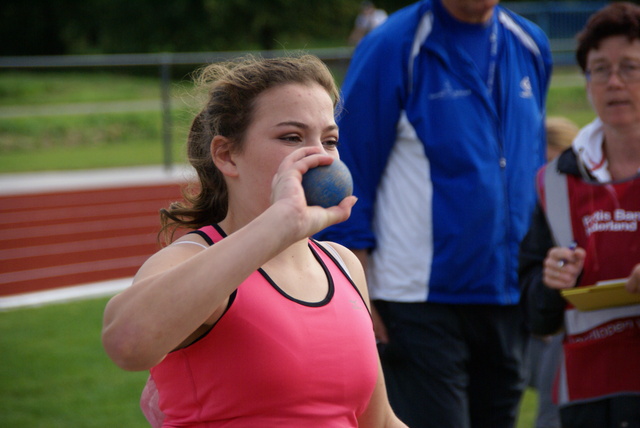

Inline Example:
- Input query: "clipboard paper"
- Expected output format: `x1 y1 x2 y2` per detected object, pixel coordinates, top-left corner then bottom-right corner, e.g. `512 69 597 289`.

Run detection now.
561 279 640 311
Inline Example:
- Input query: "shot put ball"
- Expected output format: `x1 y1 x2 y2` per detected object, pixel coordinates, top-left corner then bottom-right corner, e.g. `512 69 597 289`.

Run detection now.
302 159 354 208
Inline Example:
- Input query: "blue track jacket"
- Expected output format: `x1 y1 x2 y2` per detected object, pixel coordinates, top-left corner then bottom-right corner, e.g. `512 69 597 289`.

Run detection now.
318 0 552 305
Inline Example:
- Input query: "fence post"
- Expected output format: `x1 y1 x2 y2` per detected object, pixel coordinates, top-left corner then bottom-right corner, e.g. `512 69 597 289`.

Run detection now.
160 54 173 171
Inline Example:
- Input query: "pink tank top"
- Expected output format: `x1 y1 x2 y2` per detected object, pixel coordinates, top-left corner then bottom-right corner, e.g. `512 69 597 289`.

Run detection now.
149 225 378 427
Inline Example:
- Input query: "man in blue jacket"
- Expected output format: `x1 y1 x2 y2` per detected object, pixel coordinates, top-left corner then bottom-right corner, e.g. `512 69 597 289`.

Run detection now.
317 0 552 426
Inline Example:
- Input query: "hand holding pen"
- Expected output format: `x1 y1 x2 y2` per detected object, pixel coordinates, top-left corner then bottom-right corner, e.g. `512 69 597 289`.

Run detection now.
555 241 577 268
543 241 587 290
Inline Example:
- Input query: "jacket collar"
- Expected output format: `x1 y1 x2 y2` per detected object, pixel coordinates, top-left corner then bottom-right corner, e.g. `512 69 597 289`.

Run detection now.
571 118 610 182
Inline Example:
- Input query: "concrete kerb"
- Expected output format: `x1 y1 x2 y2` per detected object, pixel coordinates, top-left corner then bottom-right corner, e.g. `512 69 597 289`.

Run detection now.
0 163 196 196
0 277 132 311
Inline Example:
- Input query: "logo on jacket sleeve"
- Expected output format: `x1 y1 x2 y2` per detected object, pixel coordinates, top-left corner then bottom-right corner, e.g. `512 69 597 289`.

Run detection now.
520 76 533 98
428 80 472 100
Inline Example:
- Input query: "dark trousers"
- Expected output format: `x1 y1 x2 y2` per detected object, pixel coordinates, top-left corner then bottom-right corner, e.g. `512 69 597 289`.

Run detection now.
560 396 640 428
375 301 528 428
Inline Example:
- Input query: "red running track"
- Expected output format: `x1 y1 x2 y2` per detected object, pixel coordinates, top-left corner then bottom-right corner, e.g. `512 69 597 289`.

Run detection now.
0 178 187 297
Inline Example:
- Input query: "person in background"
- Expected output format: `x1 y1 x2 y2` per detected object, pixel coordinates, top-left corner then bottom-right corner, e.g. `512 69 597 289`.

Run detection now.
348 1 388 45
545 117 580 161
519 3 640 427
101 54 407 428
524 116 579 428
316 0 553 427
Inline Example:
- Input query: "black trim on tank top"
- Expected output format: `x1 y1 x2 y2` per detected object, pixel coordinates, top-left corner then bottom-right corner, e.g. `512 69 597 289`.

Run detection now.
188 223 227 244
187 226 236 315
311 239 369 311
180 289 237 349
212 223 227 238
189 229 214 245
201 224 335 307
175 226 236 348
258 243 335 307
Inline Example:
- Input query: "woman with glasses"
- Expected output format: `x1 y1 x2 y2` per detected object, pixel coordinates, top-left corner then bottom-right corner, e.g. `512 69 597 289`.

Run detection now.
518 3 640 428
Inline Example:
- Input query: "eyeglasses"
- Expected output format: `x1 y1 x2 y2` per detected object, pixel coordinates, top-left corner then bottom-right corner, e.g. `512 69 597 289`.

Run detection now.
586 61 640 84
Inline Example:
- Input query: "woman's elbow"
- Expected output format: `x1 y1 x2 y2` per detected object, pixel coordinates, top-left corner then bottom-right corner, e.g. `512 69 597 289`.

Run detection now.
102 322 161 371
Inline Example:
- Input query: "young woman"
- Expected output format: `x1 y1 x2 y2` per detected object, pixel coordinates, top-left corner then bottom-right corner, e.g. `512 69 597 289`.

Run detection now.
102 54 406 428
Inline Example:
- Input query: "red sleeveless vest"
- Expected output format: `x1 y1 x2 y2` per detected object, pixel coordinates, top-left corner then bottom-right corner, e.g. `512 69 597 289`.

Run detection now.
538 163 640 406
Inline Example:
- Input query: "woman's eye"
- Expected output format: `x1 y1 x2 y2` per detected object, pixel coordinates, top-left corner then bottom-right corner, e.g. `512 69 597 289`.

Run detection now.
592 65 609 74
323 139 339 149
281 135 302 143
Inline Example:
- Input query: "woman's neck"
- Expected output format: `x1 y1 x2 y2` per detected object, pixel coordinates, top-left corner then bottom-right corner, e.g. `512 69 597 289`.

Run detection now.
603 126 640 180
440 0 496 24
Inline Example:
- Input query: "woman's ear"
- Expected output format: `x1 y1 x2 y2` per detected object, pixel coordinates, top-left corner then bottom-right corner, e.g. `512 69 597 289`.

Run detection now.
211 135 239 177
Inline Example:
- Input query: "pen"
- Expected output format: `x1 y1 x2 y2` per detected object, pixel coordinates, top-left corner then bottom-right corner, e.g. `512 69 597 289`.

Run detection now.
557 241 577 268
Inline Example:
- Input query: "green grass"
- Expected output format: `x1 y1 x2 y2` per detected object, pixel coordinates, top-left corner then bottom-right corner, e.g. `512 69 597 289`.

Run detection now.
0 298 150 427
0 71 161 106
0 139 187 173
548 68 595 126
0 66 595 174
0 298 539 427
0 110 190 172
2 111 162 150
518 389 539 428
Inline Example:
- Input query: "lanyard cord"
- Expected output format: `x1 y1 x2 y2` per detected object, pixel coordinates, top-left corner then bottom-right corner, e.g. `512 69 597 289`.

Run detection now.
486 19 499 96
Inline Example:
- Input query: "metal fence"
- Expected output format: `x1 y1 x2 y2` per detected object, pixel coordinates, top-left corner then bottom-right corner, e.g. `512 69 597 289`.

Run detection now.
505 1 607 38
503 1 609 65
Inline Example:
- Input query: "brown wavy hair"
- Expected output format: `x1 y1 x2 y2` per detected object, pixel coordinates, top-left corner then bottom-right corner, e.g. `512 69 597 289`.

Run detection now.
159 53 340 244
576 2 640 73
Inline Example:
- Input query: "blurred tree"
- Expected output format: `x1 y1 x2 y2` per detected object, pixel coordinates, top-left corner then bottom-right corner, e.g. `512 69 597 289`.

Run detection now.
64 0 214 53
0 0 358 55
203 0 356 50
1 0 67 55
0 0 550 56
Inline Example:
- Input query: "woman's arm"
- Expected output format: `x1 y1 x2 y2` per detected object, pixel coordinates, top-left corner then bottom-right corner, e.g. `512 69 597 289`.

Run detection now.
102 148 355 371
518 203 567 335
102 205 306 371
